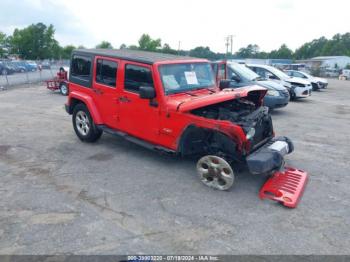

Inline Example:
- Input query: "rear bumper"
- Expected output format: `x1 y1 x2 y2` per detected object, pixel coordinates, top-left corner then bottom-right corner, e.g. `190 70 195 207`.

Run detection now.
246 136 294 175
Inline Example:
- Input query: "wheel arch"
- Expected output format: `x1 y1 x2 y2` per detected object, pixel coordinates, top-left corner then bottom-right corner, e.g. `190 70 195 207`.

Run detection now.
177 124 239 160
67 92 103 124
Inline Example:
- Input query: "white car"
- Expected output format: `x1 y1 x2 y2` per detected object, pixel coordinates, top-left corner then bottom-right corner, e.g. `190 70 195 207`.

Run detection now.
285 70 328 90
247 64 312 100
341 69 350 80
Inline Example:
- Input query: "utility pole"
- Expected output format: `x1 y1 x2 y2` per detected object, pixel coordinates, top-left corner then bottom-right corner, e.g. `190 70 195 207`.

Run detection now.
225 36 230 55
178 41 181 55
225 35 236 58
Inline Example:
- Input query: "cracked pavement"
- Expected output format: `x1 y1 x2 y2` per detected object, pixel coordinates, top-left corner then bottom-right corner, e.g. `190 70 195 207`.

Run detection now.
0 80 349 254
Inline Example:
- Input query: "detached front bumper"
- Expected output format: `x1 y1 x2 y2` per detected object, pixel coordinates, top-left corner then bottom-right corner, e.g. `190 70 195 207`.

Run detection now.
246 136 294 175
246 136 308 208
260 167 308 208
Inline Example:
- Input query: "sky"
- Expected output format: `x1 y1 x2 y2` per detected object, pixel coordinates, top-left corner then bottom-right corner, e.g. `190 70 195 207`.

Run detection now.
1 0 349 53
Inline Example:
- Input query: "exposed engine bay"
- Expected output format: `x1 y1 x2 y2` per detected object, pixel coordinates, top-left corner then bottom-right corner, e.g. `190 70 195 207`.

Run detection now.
191 98 273 150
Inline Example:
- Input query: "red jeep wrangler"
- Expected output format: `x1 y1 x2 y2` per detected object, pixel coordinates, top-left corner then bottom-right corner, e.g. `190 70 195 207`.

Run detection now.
65 49 307 207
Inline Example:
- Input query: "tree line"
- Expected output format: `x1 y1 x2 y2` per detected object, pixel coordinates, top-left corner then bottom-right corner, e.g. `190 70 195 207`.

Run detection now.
0 23 349 61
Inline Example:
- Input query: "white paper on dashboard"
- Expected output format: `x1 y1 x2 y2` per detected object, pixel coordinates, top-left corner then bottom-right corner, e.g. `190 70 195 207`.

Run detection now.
162 75 180 89
184 71 198 85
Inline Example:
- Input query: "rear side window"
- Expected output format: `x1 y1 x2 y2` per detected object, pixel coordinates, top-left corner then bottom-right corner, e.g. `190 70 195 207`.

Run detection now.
96 59 118 87
70 54 93 88
71 55 91 80
124 64 153 93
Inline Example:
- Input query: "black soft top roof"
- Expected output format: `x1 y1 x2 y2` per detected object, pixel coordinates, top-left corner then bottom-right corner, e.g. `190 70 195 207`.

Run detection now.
73 49 203 64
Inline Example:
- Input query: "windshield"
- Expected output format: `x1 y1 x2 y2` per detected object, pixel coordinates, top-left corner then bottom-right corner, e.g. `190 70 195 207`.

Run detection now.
266 66 290 80
228 62 259 81
159 63 215 94
301 71 312 78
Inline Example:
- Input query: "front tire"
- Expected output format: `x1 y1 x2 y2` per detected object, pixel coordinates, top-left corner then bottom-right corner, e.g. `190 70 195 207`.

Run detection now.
72 104 102 142
196 155 235 191
290 90 296 101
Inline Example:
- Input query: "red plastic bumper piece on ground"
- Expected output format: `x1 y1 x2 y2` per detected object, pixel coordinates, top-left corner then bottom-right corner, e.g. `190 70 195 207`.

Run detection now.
259 167 308 208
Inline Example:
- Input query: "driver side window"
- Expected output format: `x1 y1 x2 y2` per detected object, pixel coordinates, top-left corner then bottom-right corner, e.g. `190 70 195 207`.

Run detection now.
124 64 154 93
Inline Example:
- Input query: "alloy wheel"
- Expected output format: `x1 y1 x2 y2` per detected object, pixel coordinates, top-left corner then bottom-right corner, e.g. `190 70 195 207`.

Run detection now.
75 111 90 136
196 155 234 190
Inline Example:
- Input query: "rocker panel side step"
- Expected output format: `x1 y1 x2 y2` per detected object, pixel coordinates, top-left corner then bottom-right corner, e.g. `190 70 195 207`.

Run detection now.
97 125 176 155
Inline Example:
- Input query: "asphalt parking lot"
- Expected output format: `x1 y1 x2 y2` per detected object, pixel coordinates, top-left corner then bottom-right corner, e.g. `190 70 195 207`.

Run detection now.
0 79 349 255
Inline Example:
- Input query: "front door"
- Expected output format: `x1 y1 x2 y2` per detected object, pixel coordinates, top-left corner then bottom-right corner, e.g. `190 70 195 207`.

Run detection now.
118 61 160 143
92 56 120 129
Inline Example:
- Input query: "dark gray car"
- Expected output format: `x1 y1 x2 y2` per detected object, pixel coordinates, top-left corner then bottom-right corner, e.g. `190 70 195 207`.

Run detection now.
214 61 289 109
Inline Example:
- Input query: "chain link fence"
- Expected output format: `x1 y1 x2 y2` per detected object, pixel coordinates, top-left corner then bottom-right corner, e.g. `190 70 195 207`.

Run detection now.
0 60 69 91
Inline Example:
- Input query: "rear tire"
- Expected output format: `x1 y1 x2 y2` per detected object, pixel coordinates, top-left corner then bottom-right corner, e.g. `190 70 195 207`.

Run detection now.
1 69 7 75
72 104 102 142
59 82 69 96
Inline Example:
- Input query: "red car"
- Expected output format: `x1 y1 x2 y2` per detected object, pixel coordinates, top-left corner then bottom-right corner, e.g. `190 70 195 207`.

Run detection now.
65 49 307 207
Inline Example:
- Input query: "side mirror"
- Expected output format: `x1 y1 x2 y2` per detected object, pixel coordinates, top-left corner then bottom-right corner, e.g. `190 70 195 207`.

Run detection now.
219 80 231 90
139 86 156 99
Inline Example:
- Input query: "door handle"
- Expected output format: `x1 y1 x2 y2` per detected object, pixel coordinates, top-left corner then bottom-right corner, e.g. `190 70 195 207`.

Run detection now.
118 96 131 103
92 88 104 95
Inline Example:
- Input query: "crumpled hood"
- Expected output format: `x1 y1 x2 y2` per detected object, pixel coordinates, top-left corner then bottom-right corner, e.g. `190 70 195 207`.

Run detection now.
285 77 311 85
165 85 267 112
257 80 287 91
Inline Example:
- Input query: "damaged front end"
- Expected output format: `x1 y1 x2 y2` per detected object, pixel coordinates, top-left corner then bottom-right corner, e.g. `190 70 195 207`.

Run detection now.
191 96 274 156
189 90 307 207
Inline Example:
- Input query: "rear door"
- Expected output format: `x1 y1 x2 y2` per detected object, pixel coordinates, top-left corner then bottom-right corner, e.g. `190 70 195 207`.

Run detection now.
92 56 120 129
117 61 160 142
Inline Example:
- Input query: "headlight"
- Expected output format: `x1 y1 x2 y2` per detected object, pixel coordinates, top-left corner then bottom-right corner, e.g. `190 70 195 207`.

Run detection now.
267 90 280 96
246 128 255 140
